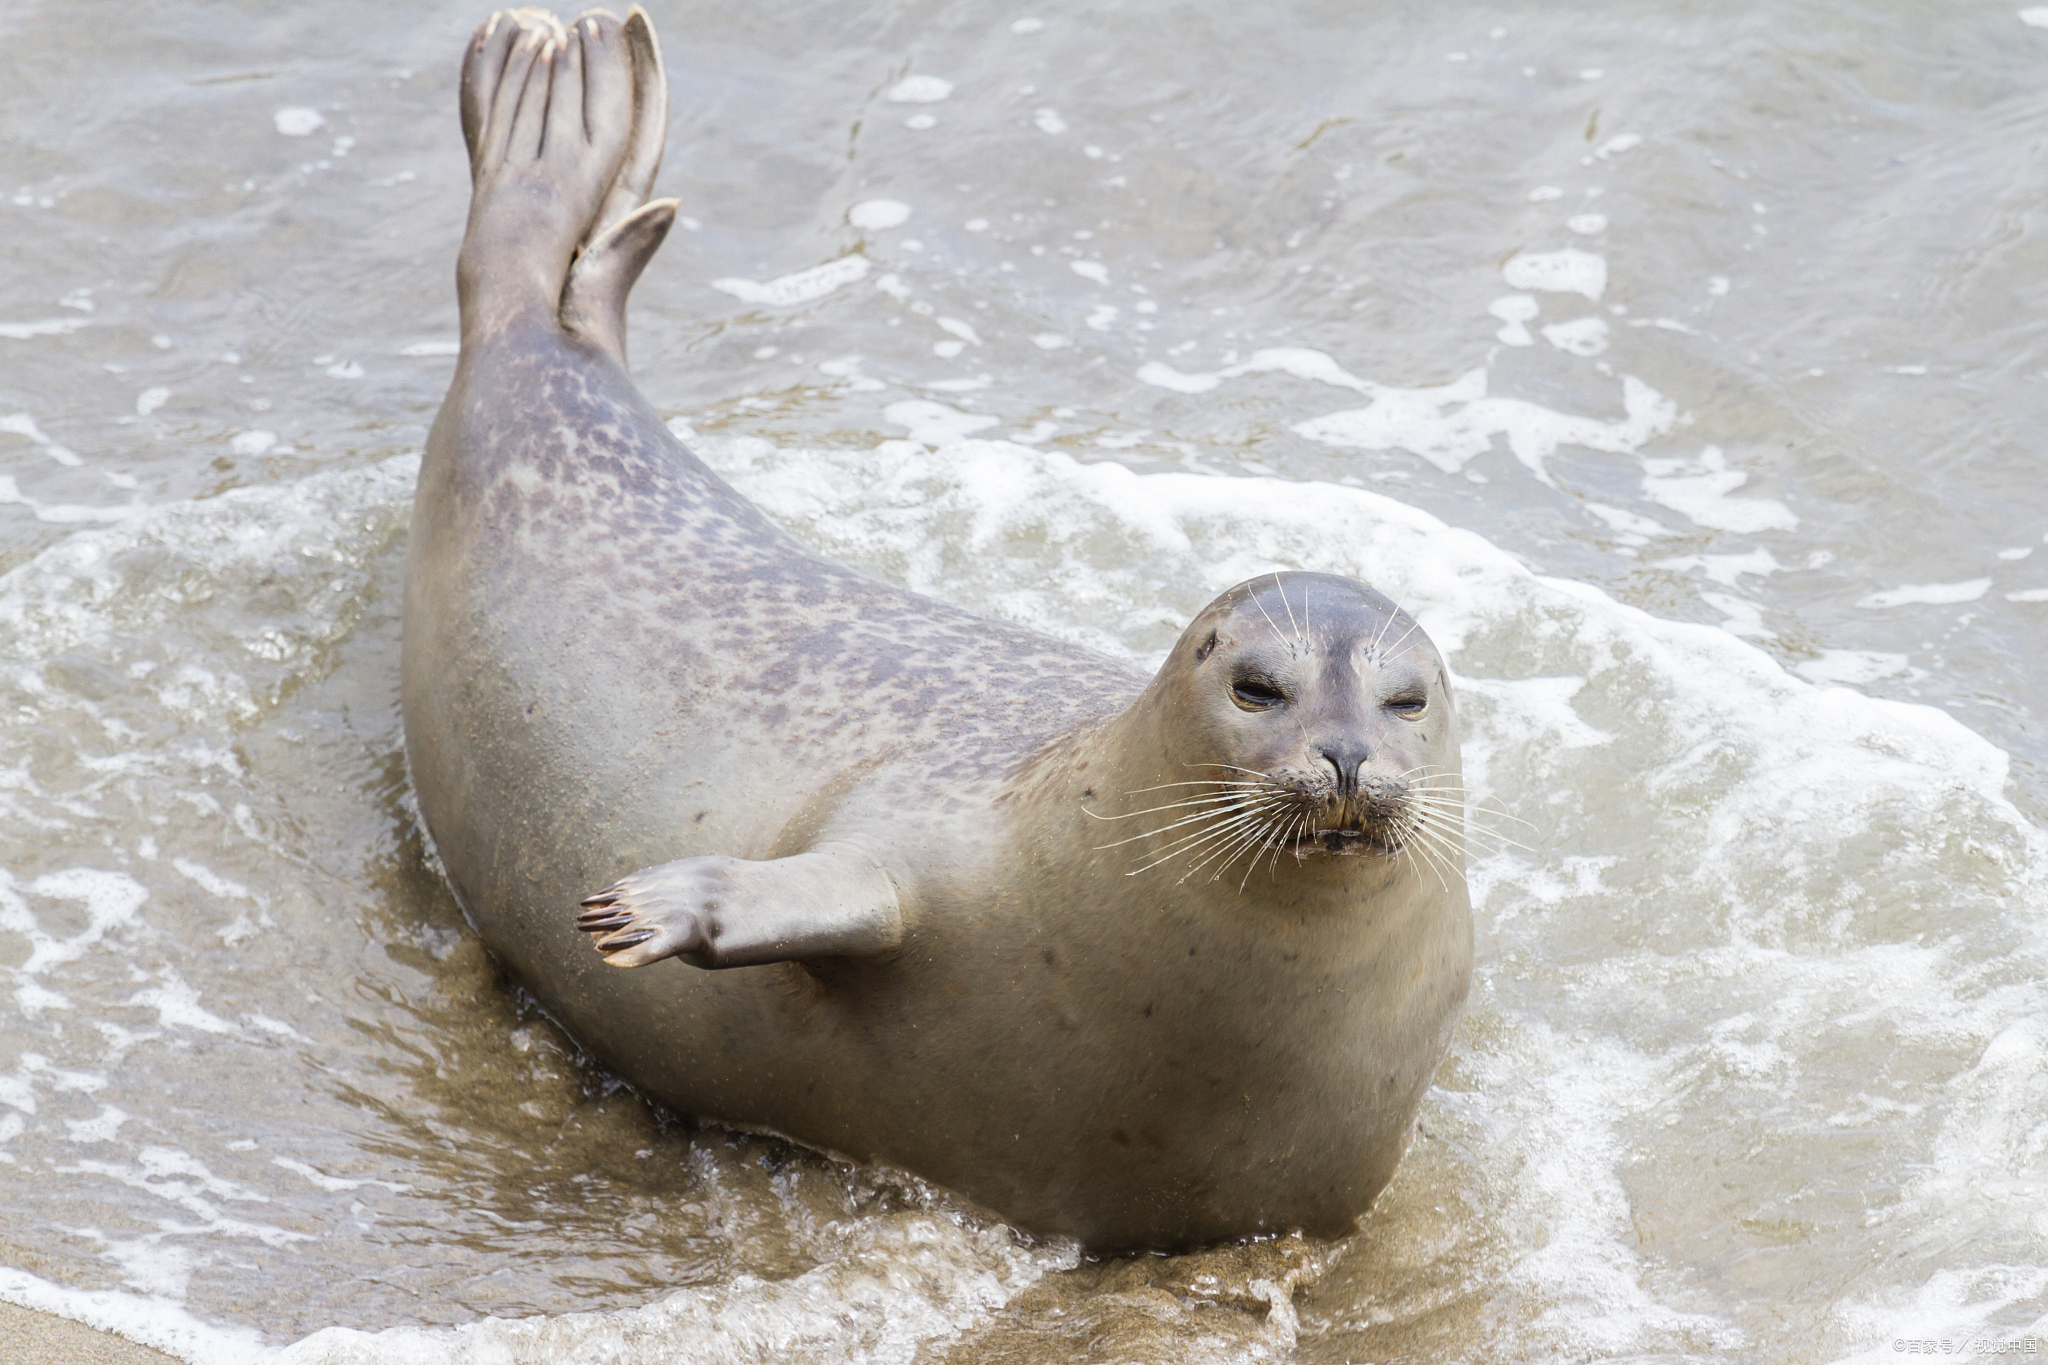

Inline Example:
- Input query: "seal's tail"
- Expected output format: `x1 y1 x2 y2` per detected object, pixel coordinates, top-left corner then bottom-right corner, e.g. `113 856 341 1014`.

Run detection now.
456 7 676 367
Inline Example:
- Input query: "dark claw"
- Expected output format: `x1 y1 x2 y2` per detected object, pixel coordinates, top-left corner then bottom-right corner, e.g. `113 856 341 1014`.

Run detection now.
580 888 622 909
578 910 632 932
598 929 655 951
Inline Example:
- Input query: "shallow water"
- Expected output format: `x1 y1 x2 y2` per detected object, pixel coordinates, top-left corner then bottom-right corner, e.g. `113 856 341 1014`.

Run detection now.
3 0 2046 1360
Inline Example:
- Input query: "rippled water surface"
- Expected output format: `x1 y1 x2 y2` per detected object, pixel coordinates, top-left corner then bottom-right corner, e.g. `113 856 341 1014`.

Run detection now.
4 1 2047 1361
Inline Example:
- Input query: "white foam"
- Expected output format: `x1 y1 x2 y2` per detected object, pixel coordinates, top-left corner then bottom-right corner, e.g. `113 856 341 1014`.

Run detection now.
273 107 324 136
0 457 408 681
280 1213 1072 1365
230 430 278 456
1460 1026 1746 1356
0 1065 37 1114
0 317 92 340
0 868 149 978
63 1104 131 1143
0 475 145 523
1857 578 1992 608
1296 368 1673 484
1584 501 1670 539
15 1052 106 1097
885 75 953 104
1831 1264 2048 1362
1795 649 1918 686
398 340 460 357
1566 212 1608 235
1541 316 1609 356
848 198 911 230
713 255 870 307
1137 360 1221 392
883 400 999 447
123 970 237 1035
1070 260 1109 284
1700 589 1771 637
1502 247 1607 299
1653 548 1785 587
1137 346 1372 397
243 1013 310 1041
0 1267 275 1365
272 1156 411 1194
95 1238 195 1301
172 857 255 904
60 1146 306 1245
1640 446 1798 532
2022 7 2048 30
2 411 84 465
1033 108 1067 134
1488 294 1538 346
1141 343 1672 485
1457 676 1612 750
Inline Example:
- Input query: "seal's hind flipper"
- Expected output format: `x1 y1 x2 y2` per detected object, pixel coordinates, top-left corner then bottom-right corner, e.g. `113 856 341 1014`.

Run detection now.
577 847 903 970
562 197 677 366
560 7 673 367
589 9 668 247
454 8 637 337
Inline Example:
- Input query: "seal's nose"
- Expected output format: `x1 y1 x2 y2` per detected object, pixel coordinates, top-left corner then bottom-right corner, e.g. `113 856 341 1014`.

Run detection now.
1318 740 1369 796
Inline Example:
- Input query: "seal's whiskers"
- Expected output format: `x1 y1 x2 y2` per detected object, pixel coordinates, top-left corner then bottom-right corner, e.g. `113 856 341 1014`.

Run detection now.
1125 803 1289 877
1095 796 1289 853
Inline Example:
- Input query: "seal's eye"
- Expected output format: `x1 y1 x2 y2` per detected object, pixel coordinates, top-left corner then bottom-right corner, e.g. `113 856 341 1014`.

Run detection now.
1387 696 1427 717
1231 676 1287 710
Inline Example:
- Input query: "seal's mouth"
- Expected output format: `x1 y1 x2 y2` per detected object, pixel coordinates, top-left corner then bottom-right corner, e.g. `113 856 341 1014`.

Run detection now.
1296 824 1401 858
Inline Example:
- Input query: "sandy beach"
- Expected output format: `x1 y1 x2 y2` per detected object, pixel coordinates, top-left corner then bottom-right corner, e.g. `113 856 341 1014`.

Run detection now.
0 1301 180 1365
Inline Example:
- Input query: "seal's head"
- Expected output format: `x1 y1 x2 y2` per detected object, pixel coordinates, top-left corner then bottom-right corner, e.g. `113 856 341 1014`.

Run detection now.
1118 572 1461 885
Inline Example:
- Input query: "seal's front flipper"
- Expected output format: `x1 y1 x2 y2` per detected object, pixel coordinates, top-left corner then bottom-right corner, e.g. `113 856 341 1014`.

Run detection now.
577 845 902 970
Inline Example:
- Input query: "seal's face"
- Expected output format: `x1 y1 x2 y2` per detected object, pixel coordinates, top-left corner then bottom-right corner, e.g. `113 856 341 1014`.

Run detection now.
1129 573 1462 886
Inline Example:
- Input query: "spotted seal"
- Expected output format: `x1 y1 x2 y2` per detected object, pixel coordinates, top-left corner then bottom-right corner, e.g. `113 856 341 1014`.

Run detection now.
401 4 1473 1250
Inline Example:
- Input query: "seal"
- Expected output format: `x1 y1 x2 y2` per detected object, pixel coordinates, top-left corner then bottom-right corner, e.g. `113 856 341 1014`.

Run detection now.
402 5 1474 1251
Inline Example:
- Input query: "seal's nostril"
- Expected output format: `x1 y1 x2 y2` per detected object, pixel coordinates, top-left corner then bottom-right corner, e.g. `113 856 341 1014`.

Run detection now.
1319 741 1369 795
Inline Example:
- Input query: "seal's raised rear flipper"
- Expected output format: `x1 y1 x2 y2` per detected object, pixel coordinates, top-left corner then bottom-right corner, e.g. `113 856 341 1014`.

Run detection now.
561 8 677 367
577 846 904 970
561 198 677 369
584 8 667 253
455 7 674 365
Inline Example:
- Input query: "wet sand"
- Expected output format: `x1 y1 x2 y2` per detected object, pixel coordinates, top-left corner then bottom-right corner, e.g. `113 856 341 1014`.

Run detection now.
0 1302 179 1365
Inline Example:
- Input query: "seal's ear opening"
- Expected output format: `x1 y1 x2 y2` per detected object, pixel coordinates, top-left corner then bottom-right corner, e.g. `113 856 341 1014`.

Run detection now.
1194 630 1218 663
